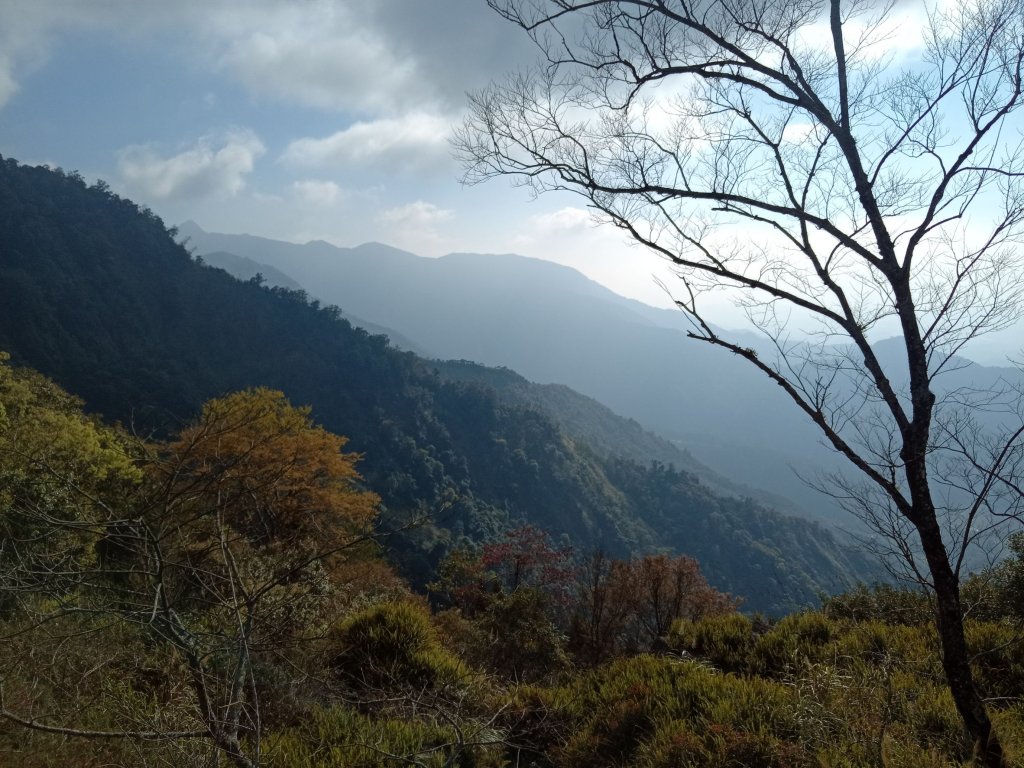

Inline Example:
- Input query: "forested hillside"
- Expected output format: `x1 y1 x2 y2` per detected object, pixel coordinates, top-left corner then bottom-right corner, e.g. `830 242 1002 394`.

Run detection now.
3 354 1021 768
0 155 874 612
176 221 842 522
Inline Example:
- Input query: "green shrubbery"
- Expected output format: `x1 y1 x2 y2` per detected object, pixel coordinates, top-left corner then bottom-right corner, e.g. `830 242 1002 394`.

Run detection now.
669 612 755 673
270 705 506 768
328 601 471 696
3 361 1024 767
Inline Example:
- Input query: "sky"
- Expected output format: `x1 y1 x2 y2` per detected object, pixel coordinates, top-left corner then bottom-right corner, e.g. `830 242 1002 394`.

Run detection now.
1 0 1021 361
0 0 684 311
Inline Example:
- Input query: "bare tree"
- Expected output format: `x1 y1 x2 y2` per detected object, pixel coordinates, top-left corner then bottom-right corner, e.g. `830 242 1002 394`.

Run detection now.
456 0 1024 764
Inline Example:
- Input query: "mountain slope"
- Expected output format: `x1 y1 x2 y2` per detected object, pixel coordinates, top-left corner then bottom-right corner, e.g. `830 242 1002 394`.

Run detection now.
432 359 804 512
202 247 431 355
176 221 843 522
178 223 1024 532
0 157 876 612
201 250 304 290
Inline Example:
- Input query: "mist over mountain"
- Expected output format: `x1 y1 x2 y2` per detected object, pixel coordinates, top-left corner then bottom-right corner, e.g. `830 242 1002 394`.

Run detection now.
177 221 847 521
201 250 304 291
0 156 879 613
202 240 805 514
178 222 1024 534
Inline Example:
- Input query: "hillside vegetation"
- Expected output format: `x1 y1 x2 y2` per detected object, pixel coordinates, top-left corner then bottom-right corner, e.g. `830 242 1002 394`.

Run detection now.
0 356 1022 767
0 155 874 613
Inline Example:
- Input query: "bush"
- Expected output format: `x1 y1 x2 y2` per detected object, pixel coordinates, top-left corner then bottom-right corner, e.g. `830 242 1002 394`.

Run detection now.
269 705 507 767
328 601 469 695
965 621 1024 703
822 583 933 625
752 612 837 676
669 613 754 674
545 654 805 767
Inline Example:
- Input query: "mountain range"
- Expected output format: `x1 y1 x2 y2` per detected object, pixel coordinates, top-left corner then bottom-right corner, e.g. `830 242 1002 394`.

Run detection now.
0 156 881 612
179 221 1024 538
176 222 852 522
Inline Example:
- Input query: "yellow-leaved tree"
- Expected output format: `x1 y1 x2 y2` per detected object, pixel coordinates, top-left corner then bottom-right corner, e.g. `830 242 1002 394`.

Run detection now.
0 377 381 768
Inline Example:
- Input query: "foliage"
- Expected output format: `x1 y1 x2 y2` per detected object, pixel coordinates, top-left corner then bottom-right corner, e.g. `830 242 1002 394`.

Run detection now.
669 613 756 674
432 526 572 682
516 654 808 768
0 154 877 613
435 534 735 680
328 600 470 696
0 377 387 767
2 368 1024 767
269 705 506 768
569 551 738 664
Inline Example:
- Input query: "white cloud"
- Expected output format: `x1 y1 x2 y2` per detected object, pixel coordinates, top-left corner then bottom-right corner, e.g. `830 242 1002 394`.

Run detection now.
281 113 453 172
374 200 454 254
197 1 538 115
377 200 453 227
290 179 343 206
531 206 594 235
117 130 265 201
781 122 817 144
794 3 930 62
210 5 418 114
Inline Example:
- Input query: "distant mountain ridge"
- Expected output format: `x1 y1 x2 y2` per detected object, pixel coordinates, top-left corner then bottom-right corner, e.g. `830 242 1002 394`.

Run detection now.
0 156 878 613
188 223 807 513
176 220 843 522
178 222 1024 534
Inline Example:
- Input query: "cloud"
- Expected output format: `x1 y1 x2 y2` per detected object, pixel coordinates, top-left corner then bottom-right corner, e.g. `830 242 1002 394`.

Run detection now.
0 2 534 120
201 1 537 115
0 1 535 116
0 9 55 111
209 3 419 114
531 207 594 234
0 0 165 111
374 200 455 255
794 3 930 62
290 179 343 207
117 130 265 201
281 113 453 172
377 200 453 227
781 122 817 144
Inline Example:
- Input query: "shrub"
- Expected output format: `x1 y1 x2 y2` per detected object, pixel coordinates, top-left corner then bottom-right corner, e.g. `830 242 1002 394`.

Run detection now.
752 612 837 676
269 705 507 767
328 601 468 695
822 583 932 625
669 613 754 674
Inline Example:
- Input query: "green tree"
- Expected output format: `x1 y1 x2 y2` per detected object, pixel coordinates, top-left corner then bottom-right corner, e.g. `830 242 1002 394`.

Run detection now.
0 351 140 608
434 526 573 682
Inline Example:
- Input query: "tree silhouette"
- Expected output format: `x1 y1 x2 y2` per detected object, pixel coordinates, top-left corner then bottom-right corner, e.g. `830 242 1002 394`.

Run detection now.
458 1 1024 763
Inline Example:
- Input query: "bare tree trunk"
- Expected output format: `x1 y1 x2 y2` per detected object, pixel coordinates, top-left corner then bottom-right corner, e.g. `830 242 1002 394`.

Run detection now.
917 514 1004 767
899 287 1005 767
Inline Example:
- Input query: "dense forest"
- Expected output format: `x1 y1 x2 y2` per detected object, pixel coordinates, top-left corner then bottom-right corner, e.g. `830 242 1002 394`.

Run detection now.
1 355 1023 767
0 155 873 613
